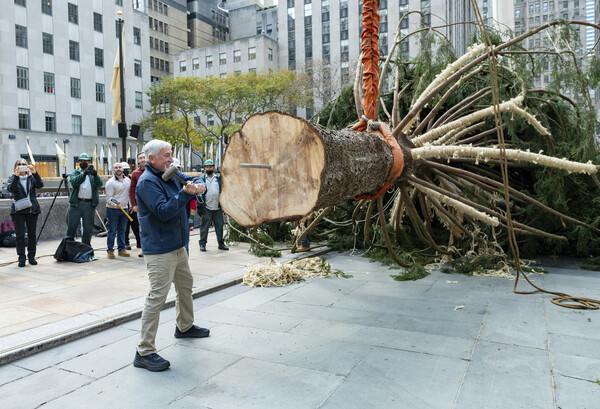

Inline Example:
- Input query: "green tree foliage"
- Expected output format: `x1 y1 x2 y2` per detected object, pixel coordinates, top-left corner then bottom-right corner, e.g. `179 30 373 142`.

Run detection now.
142 71 311 149
317 22 600 262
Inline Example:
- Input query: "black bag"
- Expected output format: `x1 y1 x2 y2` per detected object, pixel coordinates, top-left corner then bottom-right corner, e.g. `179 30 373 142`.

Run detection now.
54 237 95 263
0 231 16 247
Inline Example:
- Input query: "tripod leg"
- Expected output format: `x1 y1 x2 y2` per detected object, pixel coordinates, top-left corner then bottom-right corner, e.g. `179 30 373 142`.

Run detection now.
37 177 67 244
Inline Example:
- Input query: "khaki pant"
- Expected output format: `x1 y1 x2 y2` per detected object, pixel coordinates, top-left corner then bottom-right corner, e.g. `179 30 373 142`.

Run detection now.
137 247 194 356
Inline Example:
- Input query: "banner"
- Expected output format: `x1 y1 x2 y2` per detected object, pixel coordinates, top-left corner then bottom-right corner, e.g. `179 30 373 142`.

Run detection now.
26 139 36 165
55 141 67 168
108 145 113 170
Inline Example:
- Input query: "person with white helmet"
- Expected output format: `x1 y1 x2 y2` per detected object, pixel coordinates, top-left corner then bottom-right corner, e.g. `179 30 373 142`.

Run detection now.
121 162 131 177
197 159 228 251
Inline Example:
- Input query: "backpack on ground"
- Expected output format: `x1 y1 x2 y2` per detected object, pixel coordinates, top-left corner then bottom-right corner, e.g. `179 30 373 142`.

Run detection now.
54 237 95 263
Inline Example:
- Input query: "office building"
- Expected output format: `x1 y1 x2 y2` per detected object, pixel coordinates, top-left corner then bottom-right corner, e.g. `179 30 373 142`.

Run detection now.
1 0 152 177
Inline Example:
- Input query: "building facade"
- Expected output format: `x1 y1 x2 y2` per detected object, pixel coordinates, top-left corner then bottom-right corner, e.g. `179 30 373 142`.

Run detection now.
1 0 152 178
144 0 189 83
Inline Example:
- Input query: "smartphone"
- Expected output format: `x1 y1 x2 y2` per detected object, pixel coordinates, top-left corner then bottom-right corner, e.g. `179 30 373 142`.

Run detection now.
19 165 28 172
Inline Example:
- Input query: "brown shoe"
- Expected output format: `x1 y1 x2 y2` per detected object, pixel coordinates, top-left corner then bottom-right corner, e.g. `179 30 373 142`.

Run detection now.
107 250 115 259
118 250 130 257
297 246 310 252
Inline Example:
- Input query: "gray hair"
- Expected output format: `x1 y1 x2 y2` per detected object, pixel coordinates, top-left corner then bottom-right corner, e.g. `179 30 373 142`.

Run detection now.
143 140 171 159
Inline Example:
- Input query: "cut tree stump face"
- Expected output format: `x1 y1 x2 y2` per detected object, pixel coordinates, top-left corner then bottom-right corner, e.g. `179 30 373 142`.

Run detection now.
221 111 326 227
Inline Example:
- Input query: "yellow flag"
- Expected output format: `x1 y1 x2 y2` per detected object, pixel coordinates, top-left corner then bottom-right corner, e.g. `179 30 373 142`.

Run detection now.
26 139 36 165
93 145 100 170
110 43 122 127
55 142 67 168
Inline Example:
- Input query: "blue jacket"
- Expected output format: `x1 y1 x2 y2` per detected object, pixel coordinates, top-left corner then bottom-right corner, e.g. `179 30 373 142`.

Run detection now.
135 163 203 255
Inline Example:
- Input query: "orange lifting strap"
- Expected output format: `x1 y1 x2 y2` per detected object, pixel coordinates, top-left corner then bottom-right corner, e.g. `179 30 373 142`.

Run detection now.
352 0 404 200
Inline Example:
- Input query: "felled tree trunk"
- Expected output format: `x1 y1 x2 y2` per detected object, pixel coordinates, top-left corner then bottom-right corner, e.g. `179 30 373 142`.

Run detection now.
221 111 393 226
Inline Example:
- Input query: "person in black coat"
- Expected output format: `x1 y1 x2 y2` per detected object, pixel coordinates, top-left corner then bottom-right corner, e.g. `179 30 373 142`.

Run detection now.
7 159 44 267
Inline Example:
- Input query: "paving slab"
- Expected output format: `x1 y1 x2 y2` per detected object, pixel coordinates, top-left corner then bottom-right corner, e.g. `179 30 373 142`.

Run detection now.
181 357 344 409
454 340 554 409
320 347 469 409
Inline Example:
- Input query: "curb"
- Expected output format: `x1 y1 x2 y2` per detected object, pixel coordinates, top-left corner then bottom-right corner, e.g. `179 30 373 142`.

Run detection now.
0 246 332 365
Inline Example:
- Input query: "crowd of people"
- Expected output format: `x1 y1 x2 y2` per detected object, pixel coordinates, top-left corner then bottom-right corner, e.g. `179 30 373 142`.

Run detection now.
7 140 233 372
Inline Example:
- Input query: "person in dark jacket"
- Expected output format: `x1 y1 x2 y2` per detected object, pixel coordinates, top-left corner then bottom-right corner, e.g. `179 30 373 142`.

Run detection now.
133 139 209 372
8 159 44 267
65 153 103 246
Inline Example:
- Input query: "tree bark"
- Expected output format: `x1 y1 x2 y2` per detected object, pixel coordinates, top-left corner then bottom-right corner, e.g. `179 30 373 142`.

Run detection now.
221 111 393 226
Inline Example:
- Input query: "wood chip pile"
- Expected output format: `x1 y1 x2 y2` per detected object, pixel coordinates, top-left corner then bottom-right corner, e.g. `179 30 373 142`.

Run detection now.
243 257 340 287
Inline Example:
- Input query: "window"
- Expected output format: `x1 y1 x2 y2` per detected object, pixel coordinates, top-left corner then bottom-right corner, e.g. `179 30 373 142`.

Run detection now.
249 68 256 74
159 59 165 71
17 66 29 89
71 115 82 135
94 12 103 32
234 70 241 77
268 48 273 61
44 72 54 93
220 52 226 65
45 112 56 132
95 48 104 67
515 9 521 18
248 47 256 60
135 91 143 109
207 115 214 127
18 108 30 130
220 73 227 78
180 60 186 72
15 25 27 48
15 0 26 7
165 43 169 53
70 77 81 98
96 83 105 102
116 0 123 5
42 33 53 54
149 37 153 49
42 0 52 15
165 61 169 73
206 55 213 67
134 59 142 77
543 2 548 11
68 3 78 24
69 41 79 61
192 58 199 70
234 50 241 62
133 27 141 45
164 24 168 35
96 118 106 136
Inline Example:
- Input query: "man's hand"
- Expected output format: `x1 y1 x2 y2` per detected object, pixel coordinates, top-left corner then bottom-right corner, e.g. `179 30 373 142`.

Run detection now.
183 181 197 195
88 168 97 176
194 183 207 193
132 206 138 213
